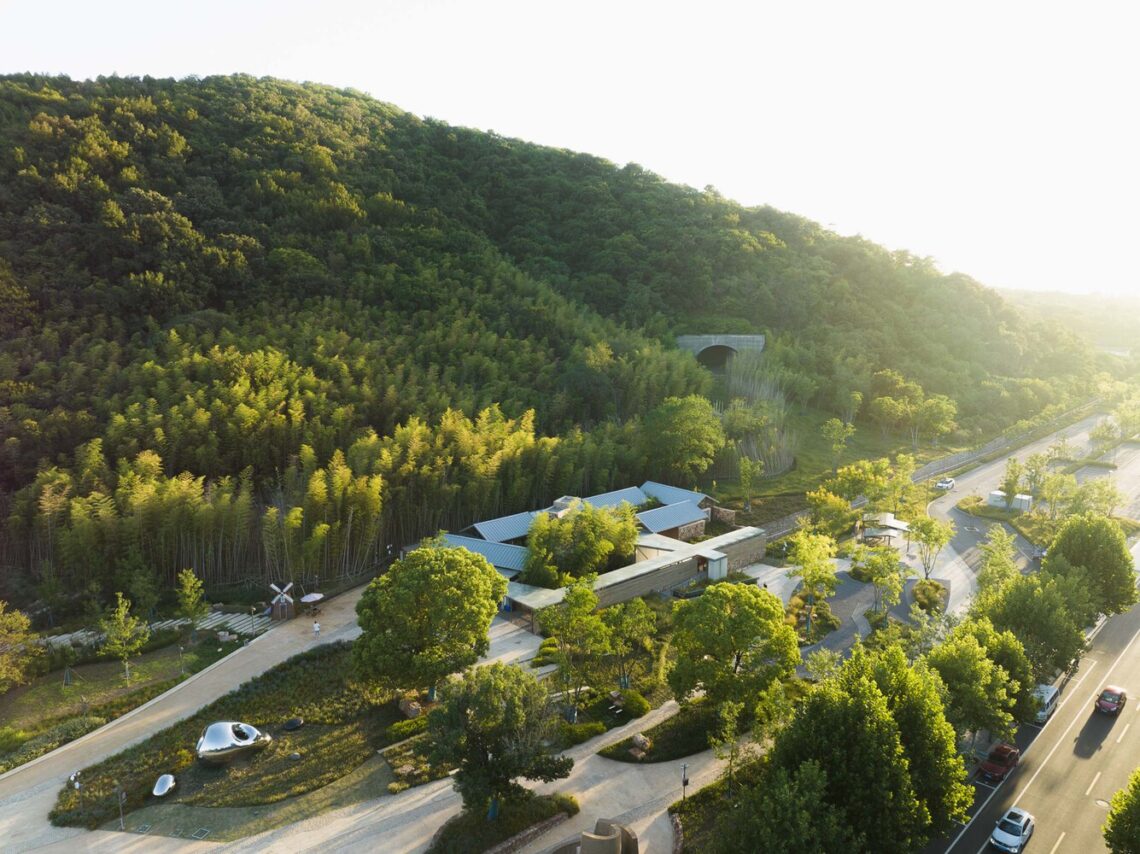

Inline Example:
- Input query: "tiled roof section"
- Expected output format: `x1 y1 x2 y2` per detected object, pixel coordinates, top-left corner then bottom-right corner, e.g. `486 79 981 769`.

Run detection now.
472 510 538 543
636 500 709 533
640 480 708 507
439 534 528 576
582 486 648 509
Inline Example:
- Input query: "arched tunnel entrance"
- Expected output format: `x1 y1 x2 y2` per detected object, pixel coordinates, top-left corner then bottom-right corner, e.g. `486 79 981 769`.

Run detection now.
695 344 737 371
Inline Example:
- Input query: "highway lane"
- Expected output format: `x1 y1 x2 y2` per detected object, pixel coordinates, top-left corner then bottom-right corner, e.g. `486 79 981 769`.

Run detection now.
925 415 1104 613
933 538 1140 854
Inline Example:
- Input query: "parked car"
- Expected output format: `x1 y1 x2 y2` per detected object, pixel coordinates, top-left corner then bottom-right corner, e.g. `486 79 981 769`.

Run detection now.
935 477 955 490
978 742 1020 783
1095 685 1127 715
990 807 1034 852
1031 544 1048 562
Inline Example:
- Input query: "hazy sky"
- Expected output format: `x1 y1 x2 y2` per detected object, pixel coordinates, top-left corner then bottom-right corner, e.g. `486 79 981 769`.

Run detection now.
2 0 1137 296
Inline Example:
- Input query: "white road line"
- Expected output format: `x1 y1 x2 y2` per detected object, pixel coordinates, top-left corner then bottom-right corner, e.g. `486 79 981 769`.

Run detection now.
1118 723 1131 744
974 781 996 790
1085 771 1102 797
951 659 1103 854
1049 832 1066 854
1018 622 1140 804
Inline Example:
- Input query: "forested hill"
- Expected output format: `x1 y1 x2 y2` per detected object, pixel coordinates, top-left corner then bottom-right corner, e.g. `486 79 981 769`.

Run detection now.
0 74 1094 608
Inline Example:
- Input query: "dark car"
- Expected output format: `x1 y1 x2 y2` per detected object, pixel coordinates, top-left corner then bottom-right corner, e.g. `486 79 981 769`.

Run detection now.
1096 686 1127 715
978 742 1020 783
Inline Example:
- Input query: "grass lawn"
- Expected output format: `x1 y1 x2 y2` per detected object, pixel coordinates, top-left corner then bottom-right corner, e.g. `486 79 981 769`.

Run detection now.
50 641 403 830
0 637 240 774
670 758 767 852
428 792 579 854
103 754 396 842
600 700 718 763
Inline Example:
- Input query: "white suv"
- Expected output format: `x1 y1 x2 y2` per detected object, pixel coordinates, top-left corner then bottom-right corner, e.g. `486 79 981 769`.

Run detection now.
935 477 955 490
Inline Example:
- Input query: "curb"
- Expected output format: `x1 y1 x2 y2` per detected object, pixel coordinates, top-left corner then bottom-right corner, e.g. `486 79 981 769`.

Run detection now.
0 629 276 786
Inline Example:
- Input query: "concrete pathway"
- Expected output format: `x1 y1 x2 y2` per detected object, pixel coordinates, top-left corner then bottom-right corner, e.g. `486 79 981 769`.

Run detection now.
0 585 372 853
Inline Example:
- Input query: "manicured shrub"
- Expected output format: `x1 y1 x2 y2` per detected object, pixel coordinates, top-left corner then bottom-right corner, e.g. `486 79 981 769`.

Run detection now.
914 579 947 612
386 715 429 741
620 689 650 718
557 720 606 746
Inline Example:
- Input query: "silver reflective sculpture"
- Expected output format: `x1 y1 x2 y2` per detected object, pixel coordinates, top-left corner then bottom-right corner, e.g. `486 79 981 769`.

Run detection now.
152 774 176 797
196 721 272 762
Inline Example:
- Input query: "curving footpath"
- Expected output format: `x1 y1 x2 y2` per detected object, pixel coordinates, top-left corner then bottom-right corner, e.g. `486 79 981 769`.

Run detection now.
0 587 369 853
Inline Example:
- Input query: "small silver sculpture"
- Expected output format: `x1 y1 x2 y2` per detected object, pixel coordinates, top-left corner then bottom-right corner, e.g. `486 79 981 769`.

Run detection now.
195 721 272 763
152 774 176 797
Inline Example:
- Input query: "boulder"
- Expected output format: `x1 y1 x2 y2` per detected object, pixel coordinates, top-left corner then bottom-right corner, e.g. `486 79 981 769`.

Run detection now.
399 698 422 719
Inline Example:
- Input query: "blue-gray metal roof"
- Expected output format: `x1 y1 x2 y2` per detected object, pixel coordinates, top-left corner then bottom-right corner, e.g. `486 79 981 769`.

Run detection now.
636 500 709 533
440 534 527 576
472 510 537 543
583 486 648 509
640 481 708 507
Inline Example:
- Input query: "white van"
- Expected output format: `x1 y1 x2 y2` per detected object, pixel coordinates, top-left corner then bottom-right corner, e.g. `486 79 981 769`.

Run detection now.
1034 684 1059 724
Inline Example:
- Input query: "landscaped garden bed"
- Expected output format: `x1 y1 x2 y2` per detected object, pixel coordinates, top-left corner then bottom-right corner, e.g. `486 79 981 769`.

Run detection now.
49 641 403 829
428 792 579 854
0 636 240 774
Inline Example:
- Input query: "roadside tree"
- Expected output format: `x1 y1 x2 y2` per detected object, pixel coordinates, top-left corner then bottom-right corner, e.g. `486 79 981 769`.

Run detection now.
911 517 954 581
353 540 507 698
738 455 763 511
975 573 1085 679
1000 458 1023 508
1104 765 1140 853
955 617 1037 724
976 525 1019 595
1023 453 1049 497
864 645 974 837
428 663 572 821
768 662 925 853
668 583 798 707
711 760 859 854
100 592 150 682
924 632 1013 741
1046 514 1137 617
786 530 839 635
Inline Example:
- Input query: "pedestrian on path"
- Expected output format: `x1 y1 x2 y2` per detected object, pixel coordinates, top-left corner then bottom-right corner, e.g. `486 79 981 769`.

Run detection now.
313 621 321 639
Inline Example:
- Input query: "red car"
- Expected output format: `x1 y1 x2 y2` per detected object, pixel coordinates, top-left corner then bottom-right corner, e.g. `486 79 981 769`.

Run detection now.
1096 686 1127 715
978 742 1020 783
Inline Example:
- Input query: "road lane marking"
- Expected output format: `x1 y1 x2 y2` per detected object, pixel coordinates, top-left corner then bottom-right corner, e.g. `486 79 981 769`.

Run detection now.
1118 723 1131 744
1086 771 1102 796
1049 833 1066 854
1018 622 1140 804
951 658 1105 854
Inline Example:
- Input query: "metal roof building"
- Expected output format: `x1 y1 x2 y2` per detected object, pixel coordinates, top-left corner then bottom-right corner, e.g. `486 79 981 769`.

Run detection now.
582 486 649 509
439 533 528 578
640 481 708 507
471 510 538 543
636 500 709 534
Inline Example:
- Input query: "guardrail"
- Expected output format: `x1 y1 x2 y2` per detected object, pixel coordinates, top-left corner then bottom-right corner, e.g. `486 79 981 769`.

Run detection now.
759 399 1102 541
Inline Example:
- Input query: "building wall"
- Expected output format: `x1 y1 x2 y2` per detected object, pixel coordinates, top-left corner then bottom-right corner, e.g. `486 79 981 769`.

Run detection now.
714 531 767 570
671 519 706 541
710 506 736 526
593 555 701 608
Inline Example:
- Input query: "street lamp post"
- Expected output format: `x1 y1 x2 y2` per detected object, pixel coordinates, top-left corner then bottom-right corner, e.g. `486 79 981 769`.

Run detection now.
681 763 689 802
178 645 185 676
113 779 126 830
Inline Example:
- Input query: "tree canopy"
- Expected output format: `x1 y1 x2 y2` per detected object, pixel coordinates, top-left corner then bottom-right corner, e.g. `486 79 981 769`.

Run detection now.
353 540 507 694
668 582 798 707
427 662 572 818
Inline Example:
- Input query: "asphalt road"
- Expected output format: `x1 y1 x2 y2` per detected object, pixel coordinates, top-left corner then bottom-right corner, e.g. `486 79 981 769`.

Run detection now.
929 539 1140 854
926 415 1105 612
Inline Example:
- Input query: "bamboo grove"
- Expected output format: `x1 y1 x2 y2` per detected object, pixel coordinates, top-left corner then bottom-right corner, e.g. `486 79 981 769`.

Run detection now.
0 73 1106 613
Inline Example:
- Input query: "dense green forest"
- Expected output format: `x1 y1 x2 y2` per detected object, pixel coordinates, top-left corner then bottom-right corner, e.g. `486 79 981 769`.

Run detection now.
0 74 1100 617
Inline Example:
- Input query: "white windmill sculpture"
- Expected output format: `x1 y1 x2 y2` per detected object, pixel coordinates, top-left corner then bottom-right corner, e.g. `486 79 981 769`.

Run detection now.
270 581 295 621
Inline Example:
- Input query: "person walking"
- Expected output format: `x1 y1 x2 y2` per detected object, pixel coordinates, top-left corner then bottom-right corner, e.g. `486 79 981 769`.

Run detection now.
313 620 321 639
